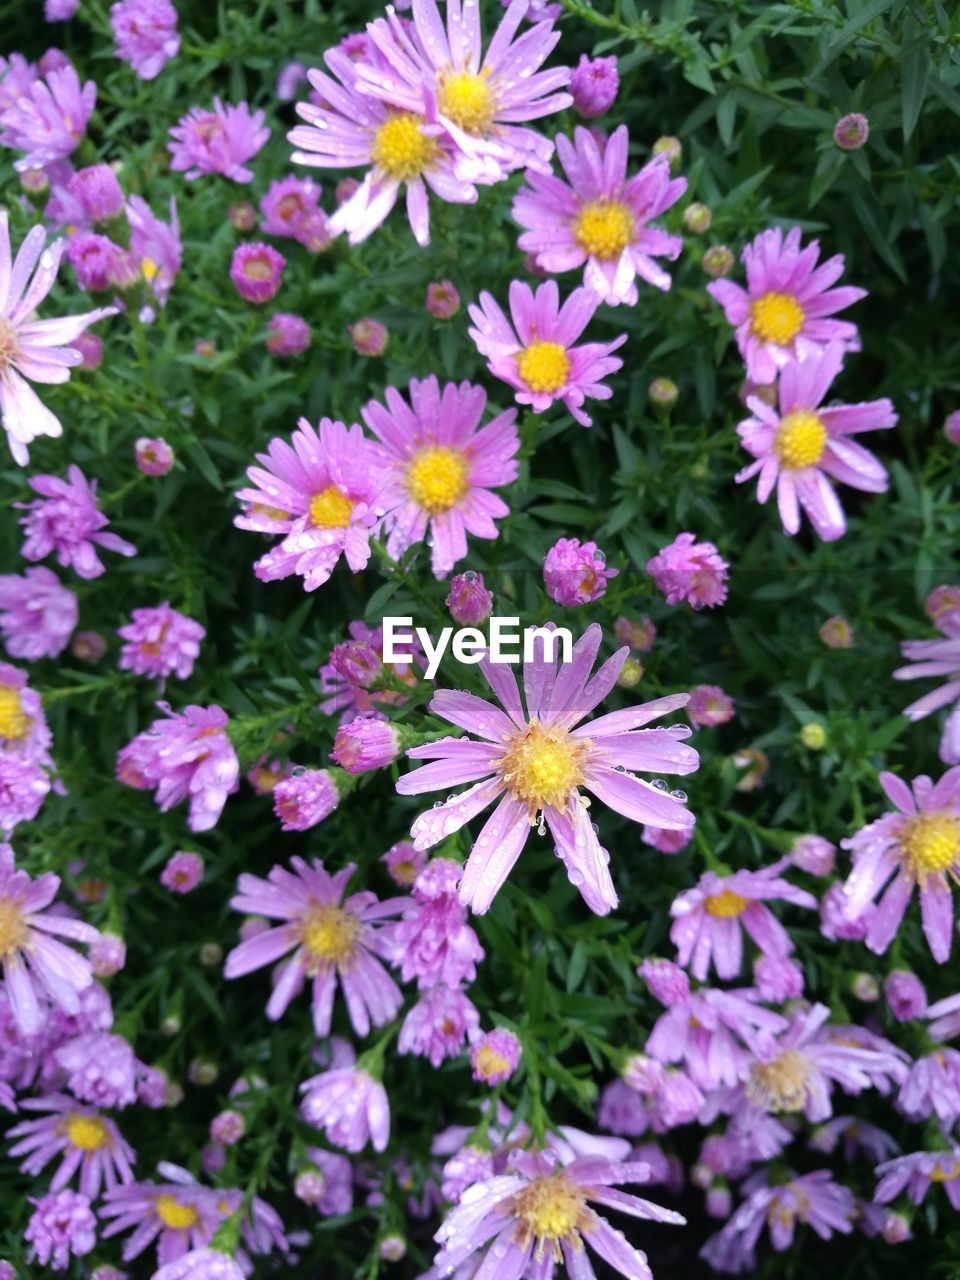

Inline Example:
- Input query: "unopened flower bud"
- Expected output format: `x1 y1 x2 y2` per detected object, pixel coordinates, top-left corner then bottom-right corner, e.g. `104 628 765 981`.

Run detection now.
446 570 493 625
702 245 734 278
819 616 854 648
652 135 682 169
228 201 257 230
570 54 619 118
706 1184 731 1218
426 279 461 319
295 1169 326 1205
682 202 712 234
210 1109 245 1145
790 834 836 876
90 933 127 977
199 942 223 966
335 177 360 204
72 630 106 663
380 1235 407 1262
648 377 678 409
160 1013 181 1037
617 658 643 689
20 168 48 195
884 970 927 1021
944 412 960 446
348 317 388 356
188 1058 219 1086
332 717 402 774
165 1081 184 1106
850 972 880 1002
833 113 869 150
881 1210 911 1244
800 723 826 750
135 436 174 476
331 640 382 688
74 333 102 370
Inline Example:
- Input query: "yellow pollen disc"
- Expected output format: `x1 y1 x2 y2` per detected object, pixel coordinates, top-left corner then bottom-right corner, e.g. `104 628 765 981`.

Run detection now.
930 1159 960 1182
0 686 29 741
900 813 960 878
406 446 469 516
516 341 570 394
511 1173 586 1248
775 410 827 469
141 257 159 282
574 200 635 261
438 70 496 134
704 888 749 918
300 903 360 972
66 1114 110 1151
746 1049 813 1113
371 113 439 181
156 1194 200 1230
749 291 805 345
243 257 273 281
0 900 27 959
499 724 585 814
474 1044 511 1080
0 316 20 370
309 484 354 529
391 860 416 885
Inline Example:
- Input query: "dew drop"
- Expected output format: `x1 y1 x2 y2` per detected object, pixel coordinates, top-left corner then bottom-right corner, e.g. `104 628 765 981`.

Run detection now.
671 790 687 802
652 778 669 791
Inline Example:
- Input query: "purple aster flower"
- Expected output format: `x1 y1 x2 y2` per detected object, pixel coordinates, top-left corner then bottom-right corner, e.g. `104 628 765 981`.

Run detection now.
266 312 310 356
647 532 729 609
389 858 484 989
514 126 687 306
426 279 460 319
362 375 519 578
875 1150 960 1210
669 859 815 981
55 1031 137 1108
0 660 55 764
897 1048 960 1125
224 857 405 1036
135 437 174 475
399 984 479 1068
319 620 424 722
67 231 139 291
259 175 331 251
126 195 181 305
615 614 656 653
153 1249 245 1280
46 0 81 17
446 570 493 625
159 851 204 894
300 1065 391 1153
646 985 787 1091
168 98 270 182
543 536 618 605
111 0 180 80
360 0 571 184
8 1093 134 1196
834 112 869 150
17 465 136 579
117 603 205 682
707 225 866 384
622 1054 704 1130
397 623 698 916
47 164 125 228
894 632 960 766
297 1147 353 1215
381 841 426 887
272 768 340 831
116 702 239 833
100 1169 223 1267
0 755 50 837
686 684 735 727
470 1027 521 1084
809 1114 899 1164
468 280 626 426
332 717 402 773
752 953 804 1002
790 833 836 875
0 54 38 114
209 1110 244 1145
819 879 872 941
0 566 77 659
25 1188 96 1270
0 64 95 170
570 54 620 117
229 242 285 303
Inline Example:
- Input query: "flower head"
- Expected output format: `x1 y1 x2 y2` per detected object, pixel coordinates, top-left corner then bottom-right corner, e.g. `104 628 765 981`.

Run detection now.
259 175 331 250
152 1249 245 1280
389 857 485 989
399 984 479 1067
272 768 340 831
875 1150 960 1211
446 570 493 625
49 164 124 227
55 1031 137 1108
8 1094 134 1197
25 1188 96 1270
348 317 389 356
266 312 310 356
332 718 401 773
300 1065 390 1153
0 566 76 659
647 532 729 610
543 537 617 605
426 279 460 319
18 465 136 579
570 54 619 117
67 231 138 291
100 1170 223 1267
834 112 869 150
319 621 423 722
111 0 180 80
168 98 270 182
118 603 205 681
687 684 735 727
126 195 181 305
894 626 960 766
0 64 95 170
381 841 426 887
229 242 284 303
160 851 204 894
134 437 174 476
470 1028 521 1085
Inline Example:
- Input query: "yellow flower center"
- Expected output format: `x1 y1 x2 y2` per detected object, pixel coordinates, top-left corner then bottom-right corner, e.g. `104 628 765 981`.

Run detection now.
0 686 29 741
516 341 570 394
391 859 416 885
750 291 805 345
499 724 586 815
473 1043 511 1080
437 70 496 134
0 316 20 370
900 813 960 878
243 255 273 281
406 446 469 516
775 410 827 469
0 900 26 959
574 200 635 261
141 257 159 282
66 1113 110 1151
372 113 439 181
746 1049 813 1113
309 484 354 529
511 1173 587 1249
704 888 749 918
300 903 360 973
930 1159 960 1182
156 1194 200 1230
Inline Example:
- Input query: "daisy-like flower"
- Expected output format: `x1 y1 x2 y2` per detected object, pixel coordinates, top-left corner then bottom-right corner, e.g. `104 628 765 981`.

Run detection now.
897 1048 960 1125
100 1170 222 1266
18 465 137 579
736 343 896 541
118 602 205 682
0 64 95 170
360 0 572 184
234 417 384 591
110 0 180 81
259 175 331 251
24 1189 97 1270
224 858 405 1037
809 1115 899 1164
647 532 729 610
841 768 960 963
0 214 116 465
7 1094 135 1197
707 225 866 384
289 47 477 247
398 984 480 1067
669 859 816 981
0 566 77 660
0 843 99 1035
300 1064 390 1153
894 626 960 766
468 280 626 426
362 375 519 578
432 1146 684 1279
471 1028 521 1085
875 1150 960 1210
126 195 181 306
168 98 270 182
396 623 698 916
514 125 687 305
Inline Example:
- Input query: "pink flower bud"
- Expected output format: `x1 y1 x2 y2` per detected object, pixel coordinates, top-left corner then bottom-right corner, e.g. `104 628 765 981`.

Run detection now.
135 436 175 476
833 113 869 150
570 54 619 118
331 717 401 773
426 279 461 319
71 630 106 663
348 317 389 356
230 242 285 303
819 615 854 648
228 200 257 230
614 615 656 653
446 571 493 625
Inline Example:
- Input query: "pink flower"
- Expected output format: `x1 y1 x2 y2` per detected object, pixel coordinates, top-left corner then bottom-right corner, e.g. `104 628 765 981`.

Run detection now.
89 933 126 977
111 0 180 81
116 702 239 833
347 317 389 356
468 280 625 426
686 684 735 727
641 823 692 855
17 465 137 579
945 411 960 446
389 858 485 989
647 532 729 609
897 1048 960 1125
470 1028 521 1084
570 54 620 117
266 312 310 356
0 755 50 834
753 953 804 1002
834 112 869 150
168 98 269 182
0 566 77 659
224 857 405 1036
118 603 205 681
273 768 340 831
790 834 835 875
319 621 423 722
67 231 139 291
258 175 331 250
0 214 116 465
229 242 284 303
46 0 80 16
332 717 401 773
446 571 493 625
399 984 479 1067
894 633 960 766
543 537 617 605
99 1171 223 1266
397 623 698 915
153 1248 245 1280
820 880 872 941
300 1065 390 1153
362 375 519 578
614 615 656 652
50 164 124 226
160 851 204 894
380 841 425 887
209 1110 244 1145
875 1150 960 1210
840 768 960 962
707 226 866 384
8 1094 134 1196
820 614 854 648
235 417 383 591
55 1031 137 1108
0 64 95 170
426 279 460 319
0 660 55 763
74 333 102 370
126 195 181 305
670 859 816 981
883 970 927 1022
736 344 895 541
514 126 686 305
135 437 174 475
297 1148 353 1215
25 1188 97 1270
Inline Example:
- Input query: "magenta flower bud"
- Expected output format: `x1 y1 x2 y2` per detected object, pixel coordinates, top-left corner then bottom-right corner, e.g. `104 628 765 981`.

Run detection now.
638 957 690 1006
446 570 493 625
614 615 656 653
332 717 401 773
641 823 692 854
20 168 49 195
819 615 854 648
38 47 71 75
135 436 175 476
335 177 360 204
834 112 869 150
276 60 307 101
266 311 311 356
199 942 222 966
74 332 102 370
89 932 126 977
239 915 270 942
682 202 712 234
69 163 124 221
348 317 389 356
702 244 734 278
570 53 619 118
273 767 340 831
194 339 217 358
884 970 927 1021
944 411 960 446
881 1211 912 1245
648 376 678 408
46 0 80 18
790 834 836 876
686 684 735 727
652 135 682 169
331 640 382 688
160 850 204 893
706 1184 732 1219
228 200 257 230
229 242 285 303
71 630 106 663
543 537 617 606
470 1028 521 1085
210 1109 245 1144
426 279 461 319
380 1235 407 1262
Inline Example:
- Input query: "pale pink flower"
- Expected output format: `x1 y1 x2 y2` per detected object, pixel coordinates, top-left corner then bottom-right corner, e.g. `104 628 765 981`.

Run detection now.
570 54 619 117
118 603 205 681
67 231 138 291
272 768 339 831
266 312 310 356
347 317 388 356
543 537 617 605
446 570 493 625
389 858 484 989
111 0 179 80
398 984 479 1067
647 532 729 609
300 1065 390 1153
18 465 136 579
160 851 204 894
126 195 181 305
259 175 331 251
8 1094 134 1196
380 841 426 887
642 823 693 855
135 437 174 475
0 566 76 659
168 98 270 182
470 1028 521 1084
0 64 95 170
229 242 284 303
25 1188 97 1270
426 279 460 319
790 834 836 875
687 684 735 727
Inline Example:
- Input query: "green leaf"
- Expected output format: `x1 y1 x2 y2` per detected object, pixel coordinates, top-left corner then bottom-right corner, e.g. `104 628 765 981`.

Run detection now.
901 46 931 140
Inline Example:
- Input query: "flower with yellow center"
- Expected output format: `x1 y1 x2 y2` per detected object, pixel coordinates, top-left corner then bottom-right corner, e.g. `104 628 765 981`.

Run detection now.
930 1159 960 1182
250 501 289 522
776 410 828 470
516 341 570 395
746 1049 813 1113
65 1113 111 1151
574 200 635 261
371 113 439 182
473 1043 511 1081
0 685 29 741
406 446 470 516
438 70 496 135
498 724 587 818
300 903 360 975
309 484 354 529
704 888 750 918
511 1173 589 1256
0 316 21 370
0 899 27 959
155 1194 201 1230
749 291 805 345
243 255 274 282
900 812 960 881
141 257 159 283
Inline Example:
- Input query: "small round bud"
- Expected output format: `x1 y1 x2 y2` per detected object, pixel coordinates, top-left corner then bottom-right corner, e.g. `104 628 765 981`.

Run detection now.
20 168 48 195
228 201 257 230
201 1142 225 1174
702 245 734 278
819 616 854 649
884 970 927 1021
380 1235 407 1263
944 411 960 446
799 723 827 750
348 318 388 356
165 1081 185 1106
648 377 678 409
90 933 127 977
160 1014 181 1037
881 1210 911 1244
295 1169 326 1204
210 1109 245 1145
833 113 869 151
570 54 619 118
199 942 223 967
617 658 644 689
652 135 682 169
706 1184 731 1219
194 339 217 359
682 202 712 234
850 972 880 1002
426 279 460 319
188 1058 219 1086
446 570 493 625
790 834 836 876
71 630 106 663
74 333 102 370
239 915 270 942
135 436 174 476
